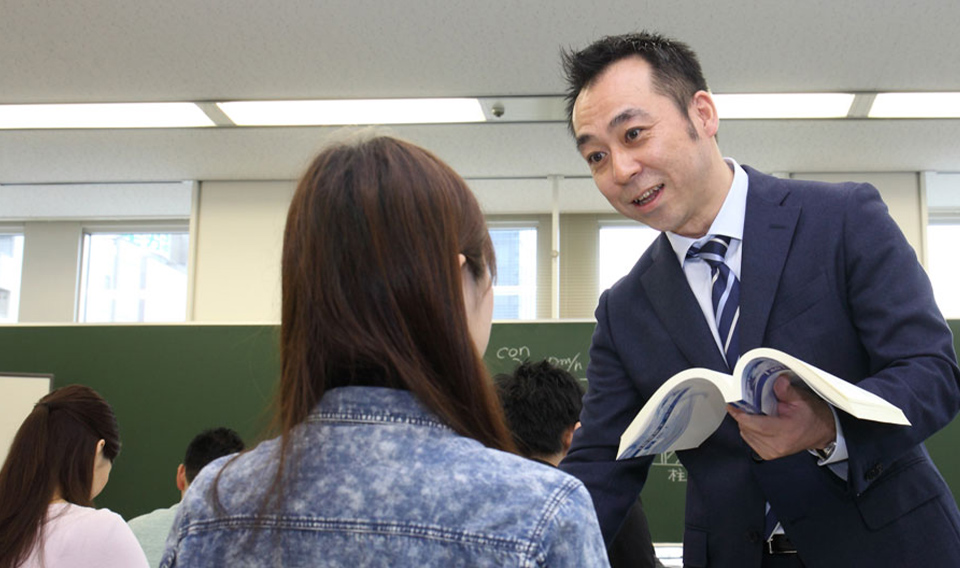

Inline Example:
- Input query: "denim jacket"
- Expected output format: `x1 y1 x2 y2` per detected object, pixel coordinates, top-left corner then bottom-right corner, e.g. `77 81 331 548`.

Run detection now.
161 386 609 567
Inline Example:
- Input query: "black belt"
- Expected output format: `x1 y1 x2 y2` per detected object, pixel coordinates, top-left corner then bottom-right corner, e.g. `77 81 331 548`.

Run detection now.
766 534 798 555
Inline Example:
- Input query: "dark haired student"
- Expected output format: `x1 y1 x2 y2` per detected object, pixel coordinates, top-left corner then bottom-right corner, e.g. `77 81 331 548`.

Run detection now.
496 360 663 568
558 31 960 567
495 360 586 467
161 135 609 567
0 385 149 568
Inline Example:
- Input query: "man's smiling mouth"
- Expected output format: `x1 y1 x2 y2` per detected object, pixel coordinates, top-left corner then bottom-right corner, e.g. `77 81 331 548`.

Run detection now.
632 184 663 206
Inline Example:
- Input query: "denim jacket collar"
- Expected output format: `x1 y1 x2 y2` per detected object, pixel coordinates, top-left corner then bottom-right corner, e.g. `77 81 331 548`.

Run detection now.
308 386 451 430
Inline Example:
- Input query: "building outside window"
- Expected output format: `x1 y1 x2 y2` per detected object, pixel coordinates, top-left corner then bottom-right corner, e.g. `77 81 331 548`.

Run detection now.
0 233 25 323
489 225 537 320
78 231 189 323
926 220 960 319
598 223 659 297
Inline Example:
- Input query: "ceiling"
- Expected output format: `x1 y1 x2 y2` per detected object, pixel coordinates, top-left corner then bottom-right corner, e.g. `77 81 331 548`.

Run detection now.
1 0 959 192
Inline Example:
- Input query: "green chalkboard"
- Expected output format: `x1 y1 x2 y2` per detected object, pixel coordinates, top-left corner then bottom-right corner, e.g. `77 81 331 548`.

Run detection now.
922 320 960 521
486 320 594 378
0 325 280 523
1 321 959 545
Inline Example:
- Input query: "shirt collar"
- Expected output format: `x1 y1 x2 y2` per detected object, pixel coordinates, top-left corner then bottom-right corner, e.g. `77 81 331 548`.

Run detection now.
666 158 748 263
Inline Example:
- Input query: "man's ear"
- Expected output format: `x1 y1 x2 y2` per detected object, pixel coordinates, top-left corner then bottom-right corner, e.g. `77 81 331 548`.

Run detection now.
176 463 188 493
690 90 720 138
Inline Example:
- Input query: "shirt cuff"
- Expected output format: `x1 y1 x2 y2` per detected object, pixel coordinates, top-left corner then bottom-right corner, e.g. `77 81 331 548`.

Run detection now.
820 405 848 464
807 405 849 479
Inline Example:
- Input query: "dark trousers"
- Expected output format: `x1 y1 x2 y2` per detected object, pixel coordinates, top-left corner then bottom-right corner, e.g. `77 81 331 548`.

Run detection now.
607 496 663 568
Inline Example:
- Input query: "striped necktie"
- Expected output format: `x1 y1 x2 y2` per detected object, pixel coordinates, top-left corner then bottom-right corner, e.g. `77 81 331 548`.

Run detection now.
690 237 780 540
687 235 740 370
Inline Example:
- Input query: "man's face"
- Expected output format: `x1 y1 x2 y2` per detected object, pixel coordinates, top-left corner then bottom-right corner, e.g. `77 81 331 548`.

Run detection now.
572 56 721 238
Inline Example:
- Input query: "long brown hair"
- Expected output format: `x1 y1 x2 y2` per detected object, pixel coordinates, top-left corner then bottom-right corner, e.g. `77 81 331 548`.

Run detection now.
277 135 513 449
0 384 121 568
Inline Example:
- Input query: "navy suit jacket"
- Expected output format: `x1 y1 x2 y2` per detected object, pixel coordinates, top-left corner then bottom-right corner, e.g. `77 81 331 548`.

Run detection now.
561 167 960 567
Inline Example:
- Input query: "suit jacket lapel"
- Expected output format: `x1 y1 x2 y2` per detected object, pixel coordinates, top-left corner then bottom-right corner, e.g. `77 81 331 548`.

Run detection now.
739 167 801 352
641 233 728 371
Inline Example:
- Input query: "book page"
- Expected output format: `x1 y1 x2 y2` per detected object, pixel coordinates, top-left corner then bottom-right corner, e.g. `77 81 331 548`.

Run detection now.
617 369 737 459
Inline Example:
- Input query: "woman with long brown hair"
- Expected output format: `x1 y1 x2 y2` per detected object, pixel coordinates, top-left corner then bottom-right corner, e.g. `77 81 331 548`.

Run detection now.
0 384 148 568
162 135 608 566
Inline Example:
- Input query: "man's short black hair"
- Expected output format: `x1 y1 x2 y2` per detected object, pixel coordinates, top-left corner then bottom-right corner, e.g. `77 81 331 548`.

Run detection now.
494 360 584 458
561 31 709 132
183 427 245 483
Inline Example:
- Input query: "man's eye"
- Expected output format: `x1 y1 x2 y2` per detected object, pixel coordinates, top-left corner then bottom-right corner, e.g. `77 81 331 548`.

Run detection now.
626 128 642 141
587 152 606 164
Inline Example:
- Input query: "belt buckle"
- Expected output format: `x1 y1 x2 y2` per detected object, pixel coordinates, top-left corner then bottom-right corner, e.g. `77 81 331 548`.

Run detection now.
766 534 798 555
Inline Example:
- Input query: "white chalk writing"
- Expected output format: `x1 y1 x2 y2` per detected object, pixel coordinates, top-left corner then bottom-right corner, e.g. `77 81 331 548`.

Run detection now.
547 352 583 373
496 345 531 363
652 451 682 467
495 345 584 373
667 467 687 483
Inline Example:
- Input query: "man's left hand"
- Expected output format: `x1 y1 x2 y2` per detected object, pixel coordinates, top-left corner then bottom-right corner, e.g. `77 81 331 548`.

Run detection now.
727 374 836 460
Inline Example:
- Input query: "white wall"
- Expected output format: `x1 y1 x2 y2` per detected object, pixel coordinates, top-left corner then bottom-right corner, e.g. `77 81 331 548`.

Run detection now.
188 178 612 322
191 181 295 322
19 221 82 322
791 172 924 255
0 374 51 464
1 172 939 323
926 172 960 212
0 182 192 220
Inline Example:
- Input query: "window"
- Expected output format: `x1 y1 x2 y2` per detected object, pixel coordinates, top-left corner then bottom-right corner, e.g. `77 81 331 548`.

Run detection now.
0 233 25 323
927 220 960 318
489 225 538 320
598 223 659 296
78 231 189 322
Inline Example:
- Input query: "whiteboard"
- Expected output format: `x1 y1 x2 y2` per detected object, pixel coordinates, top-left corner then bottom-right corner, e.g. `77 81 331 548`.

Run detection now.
0 373 52 465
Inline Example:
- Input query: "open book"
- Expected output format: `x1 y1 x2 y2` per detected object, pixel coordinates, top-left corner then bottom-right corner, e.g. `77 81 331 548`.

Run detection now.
617 347 910 459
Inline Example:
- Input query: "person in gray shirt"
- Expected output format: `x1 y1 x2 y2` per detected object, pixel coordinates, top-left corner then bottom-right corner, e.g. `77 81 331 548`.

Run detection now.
128 427 244 567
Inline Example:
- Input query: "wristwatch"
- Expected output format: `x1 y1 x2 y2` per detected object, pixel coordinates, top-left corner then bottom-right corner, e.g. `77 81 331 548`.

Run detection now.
815 441 837 461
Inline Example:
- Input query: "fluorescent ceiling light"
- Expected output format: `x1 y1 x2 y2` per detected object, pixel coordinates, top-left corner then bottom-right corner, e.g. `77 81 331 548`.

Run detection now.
869 93 960 118
0 103 215 129
713 93 855 119
218 98 486 126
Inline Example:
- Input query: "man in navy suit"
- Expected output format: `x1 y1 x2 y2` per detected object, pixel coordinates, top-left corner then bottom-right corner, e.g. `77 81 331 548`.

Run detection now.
558 31 960 567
